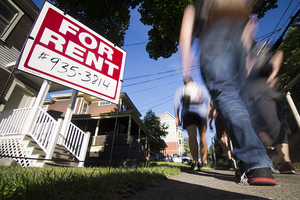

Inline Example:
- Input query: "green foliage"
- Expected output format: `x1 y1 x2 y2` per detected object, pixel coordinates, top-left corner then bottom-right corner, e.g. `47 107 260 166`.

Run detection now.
49 0 140 47
252 0 278 19
183 137 191 156
143 109 168 152
138 0 278 60
208 136 225 163
275 20 300 132
138 0 193 60
0 164 182 200
49 0 279 60
277 27 300 106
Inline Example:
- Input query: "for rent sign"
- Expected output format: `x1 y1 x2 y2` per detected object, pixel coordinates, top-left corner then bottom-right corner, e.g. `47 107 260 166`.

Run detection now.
18 1 126 104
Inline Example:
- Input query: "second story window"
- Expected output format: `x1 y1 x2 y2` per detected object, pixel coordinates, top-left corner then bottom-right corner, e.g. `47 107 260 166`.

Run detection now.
0 0 24 41
81 102 88 114
99 101 111 106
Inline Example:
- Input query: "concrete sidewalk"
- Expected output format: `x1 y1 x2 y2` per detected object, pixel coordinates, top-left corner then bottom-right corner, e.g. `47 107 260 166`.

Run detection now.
127 169 300 200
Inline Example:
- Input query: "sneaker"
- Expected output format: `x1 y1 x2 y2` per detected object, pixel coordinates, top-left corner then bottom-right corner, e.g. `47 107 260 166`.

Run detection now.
274 162 296 174
190 162 198 171
235 168 276 186
200 162 211 170
246 168 276 186
226 159 236 170
197 162 201 171
235 170 248 185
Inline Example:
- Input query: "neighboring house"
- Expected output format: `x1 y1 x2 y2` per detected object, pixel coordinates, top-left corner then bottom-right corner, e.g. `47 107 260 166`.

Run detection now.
0 0 40 111
44 92 150 166
158 112 184 156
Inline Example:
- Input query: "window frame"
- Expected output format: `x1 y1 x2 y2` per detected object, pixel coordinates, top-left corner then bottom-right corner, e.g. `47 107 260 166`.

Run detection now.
98 101 111 106
0 0 24 42
81 101 88 114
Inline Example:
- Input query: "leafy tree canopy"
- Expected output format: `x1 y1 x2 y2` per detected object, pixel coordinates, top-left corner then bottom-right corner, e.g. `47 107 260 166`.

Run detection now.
143 109 168 152
50 0 140 47
50 0 278 60
277 27 300 107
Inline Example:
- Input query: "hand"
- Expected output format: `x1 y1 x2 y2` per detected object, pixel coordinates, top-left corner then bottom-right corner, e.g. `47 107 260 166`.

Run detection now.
175 117 182 127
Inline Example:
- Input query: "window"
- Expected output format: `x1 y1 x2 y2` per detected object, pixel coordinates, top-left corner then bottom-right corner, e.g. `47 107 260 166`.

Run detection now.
98 101 111 106
81 102 88 114
165 122 169 128
0 0 24 41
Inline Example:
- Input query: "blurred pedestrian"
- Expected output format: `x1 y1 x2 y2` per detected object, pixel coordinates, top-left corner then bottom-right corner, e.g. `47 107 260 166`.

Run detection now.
179 0 276 185
208 101 236 170
242 47 295 174
174 77 210 170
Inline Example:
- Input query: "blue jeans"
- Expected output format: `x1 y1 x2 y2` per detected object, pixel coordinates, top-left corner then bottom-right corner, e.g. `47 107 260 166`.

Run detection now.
200 18 272 173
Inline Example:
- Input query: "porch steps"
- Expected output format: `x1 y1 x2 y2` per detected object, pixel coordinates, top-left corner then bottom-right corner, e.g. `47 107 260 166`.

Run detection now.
22 135 79 167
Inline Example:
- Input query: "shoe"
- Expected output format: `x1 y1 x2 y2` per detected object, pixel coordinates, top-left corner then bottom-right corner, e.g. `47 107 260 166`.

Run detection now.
246 168 276 186
197 162 201 171
200 162 211 170
235 168 276 186
274 162 296 174
190 162 199 171
226 159 236 169
235 170 248 185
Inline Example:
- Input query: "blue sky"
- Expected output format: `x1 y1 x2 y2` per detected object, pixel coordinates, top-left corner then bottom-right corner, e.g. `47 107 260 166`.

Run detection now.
31 0 300 146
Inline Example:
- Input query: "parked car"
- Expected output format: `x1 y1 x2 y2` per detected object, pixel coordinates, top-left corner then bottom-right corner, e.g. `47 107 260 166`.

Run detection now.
170 154 193 164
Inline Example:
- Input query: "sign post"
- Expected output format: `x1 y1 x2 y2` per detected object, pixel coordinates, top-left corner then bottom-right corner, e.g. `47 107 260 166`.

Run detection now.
18 1 126 104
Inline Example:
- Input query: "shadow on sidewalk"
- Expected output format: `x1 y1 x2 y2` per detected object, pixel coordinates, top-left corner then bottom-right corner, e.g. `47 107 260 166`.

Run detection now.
127 170 270 200
183 168 236 182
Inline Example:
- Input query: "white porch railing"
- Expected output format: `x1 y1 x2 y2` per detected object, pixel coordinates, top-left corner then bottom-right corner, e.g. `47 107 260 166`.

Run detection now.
0 107 32 135
0 107 89 167
59 121 90 167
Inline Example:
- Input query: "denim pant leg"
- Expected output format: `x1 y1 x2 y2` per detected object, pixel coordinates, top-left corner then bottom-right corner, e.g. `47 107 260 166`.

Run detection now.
200 18 272 173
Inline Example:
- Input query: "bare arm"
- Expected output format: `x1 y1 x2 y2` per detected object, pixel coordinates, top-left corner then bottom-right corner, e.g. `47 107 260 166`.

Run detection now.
175 109 181 127
268 50 283 87
179 4 195 82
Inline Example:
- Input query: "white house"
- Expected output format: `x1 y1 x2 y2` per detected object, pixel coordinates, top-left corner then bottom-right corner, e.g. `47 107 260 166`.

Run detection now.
158 111 184 156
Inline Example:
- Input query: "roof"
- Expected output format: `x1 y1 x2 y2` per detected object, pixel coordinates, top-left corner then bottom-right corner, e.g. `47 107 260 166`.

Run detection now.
158 111 175 120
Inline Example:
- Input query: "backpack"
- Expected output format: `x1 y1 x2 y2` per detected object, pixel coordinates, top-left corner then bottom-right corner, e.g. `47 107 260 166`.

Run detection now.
182 82 203 105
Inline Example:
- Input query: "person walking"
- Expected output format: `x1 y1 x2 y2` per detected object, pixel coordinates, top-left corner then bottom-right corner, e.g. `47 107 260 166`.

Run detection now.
179 0 276 185
174 78 210 170
242 47 295 174
208 101 236 170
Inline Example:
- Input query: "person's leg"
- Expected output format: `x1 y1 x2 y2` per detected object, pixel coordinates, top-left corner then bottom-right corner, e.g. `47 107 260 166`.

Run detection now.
215 116 231 160
186 124 198 163
256 98 284 146
258 131 274 148
200 18 273 175
221 134 231 160
198 121 207 164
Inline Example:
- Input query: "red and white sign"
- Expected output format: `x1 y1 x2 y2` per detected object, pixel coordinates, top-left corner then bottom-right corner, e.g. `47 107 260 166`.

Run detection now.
18 1 126 104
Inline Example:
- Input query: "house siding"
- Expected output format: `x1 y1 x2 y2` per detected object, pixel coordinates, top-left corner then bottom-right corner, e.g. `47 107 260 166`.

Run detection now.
164 142 178 156
0 15 33 51
0 10 35 107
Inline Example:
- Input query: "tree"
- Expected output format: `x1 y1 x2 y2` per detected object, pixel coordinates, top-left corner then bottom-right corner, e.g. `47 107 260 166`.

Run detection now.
143 109 168 153
50 0 140 47
138 0 278 60
183 137 191 156
275 17 300 133
49 0 278 60
277 28 300 107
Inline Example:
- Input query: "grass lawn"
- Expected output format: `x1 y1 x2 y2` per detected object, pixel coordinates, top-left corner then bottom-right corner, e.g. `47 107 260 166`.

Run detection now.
0 162 189 200
1 161 299 199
